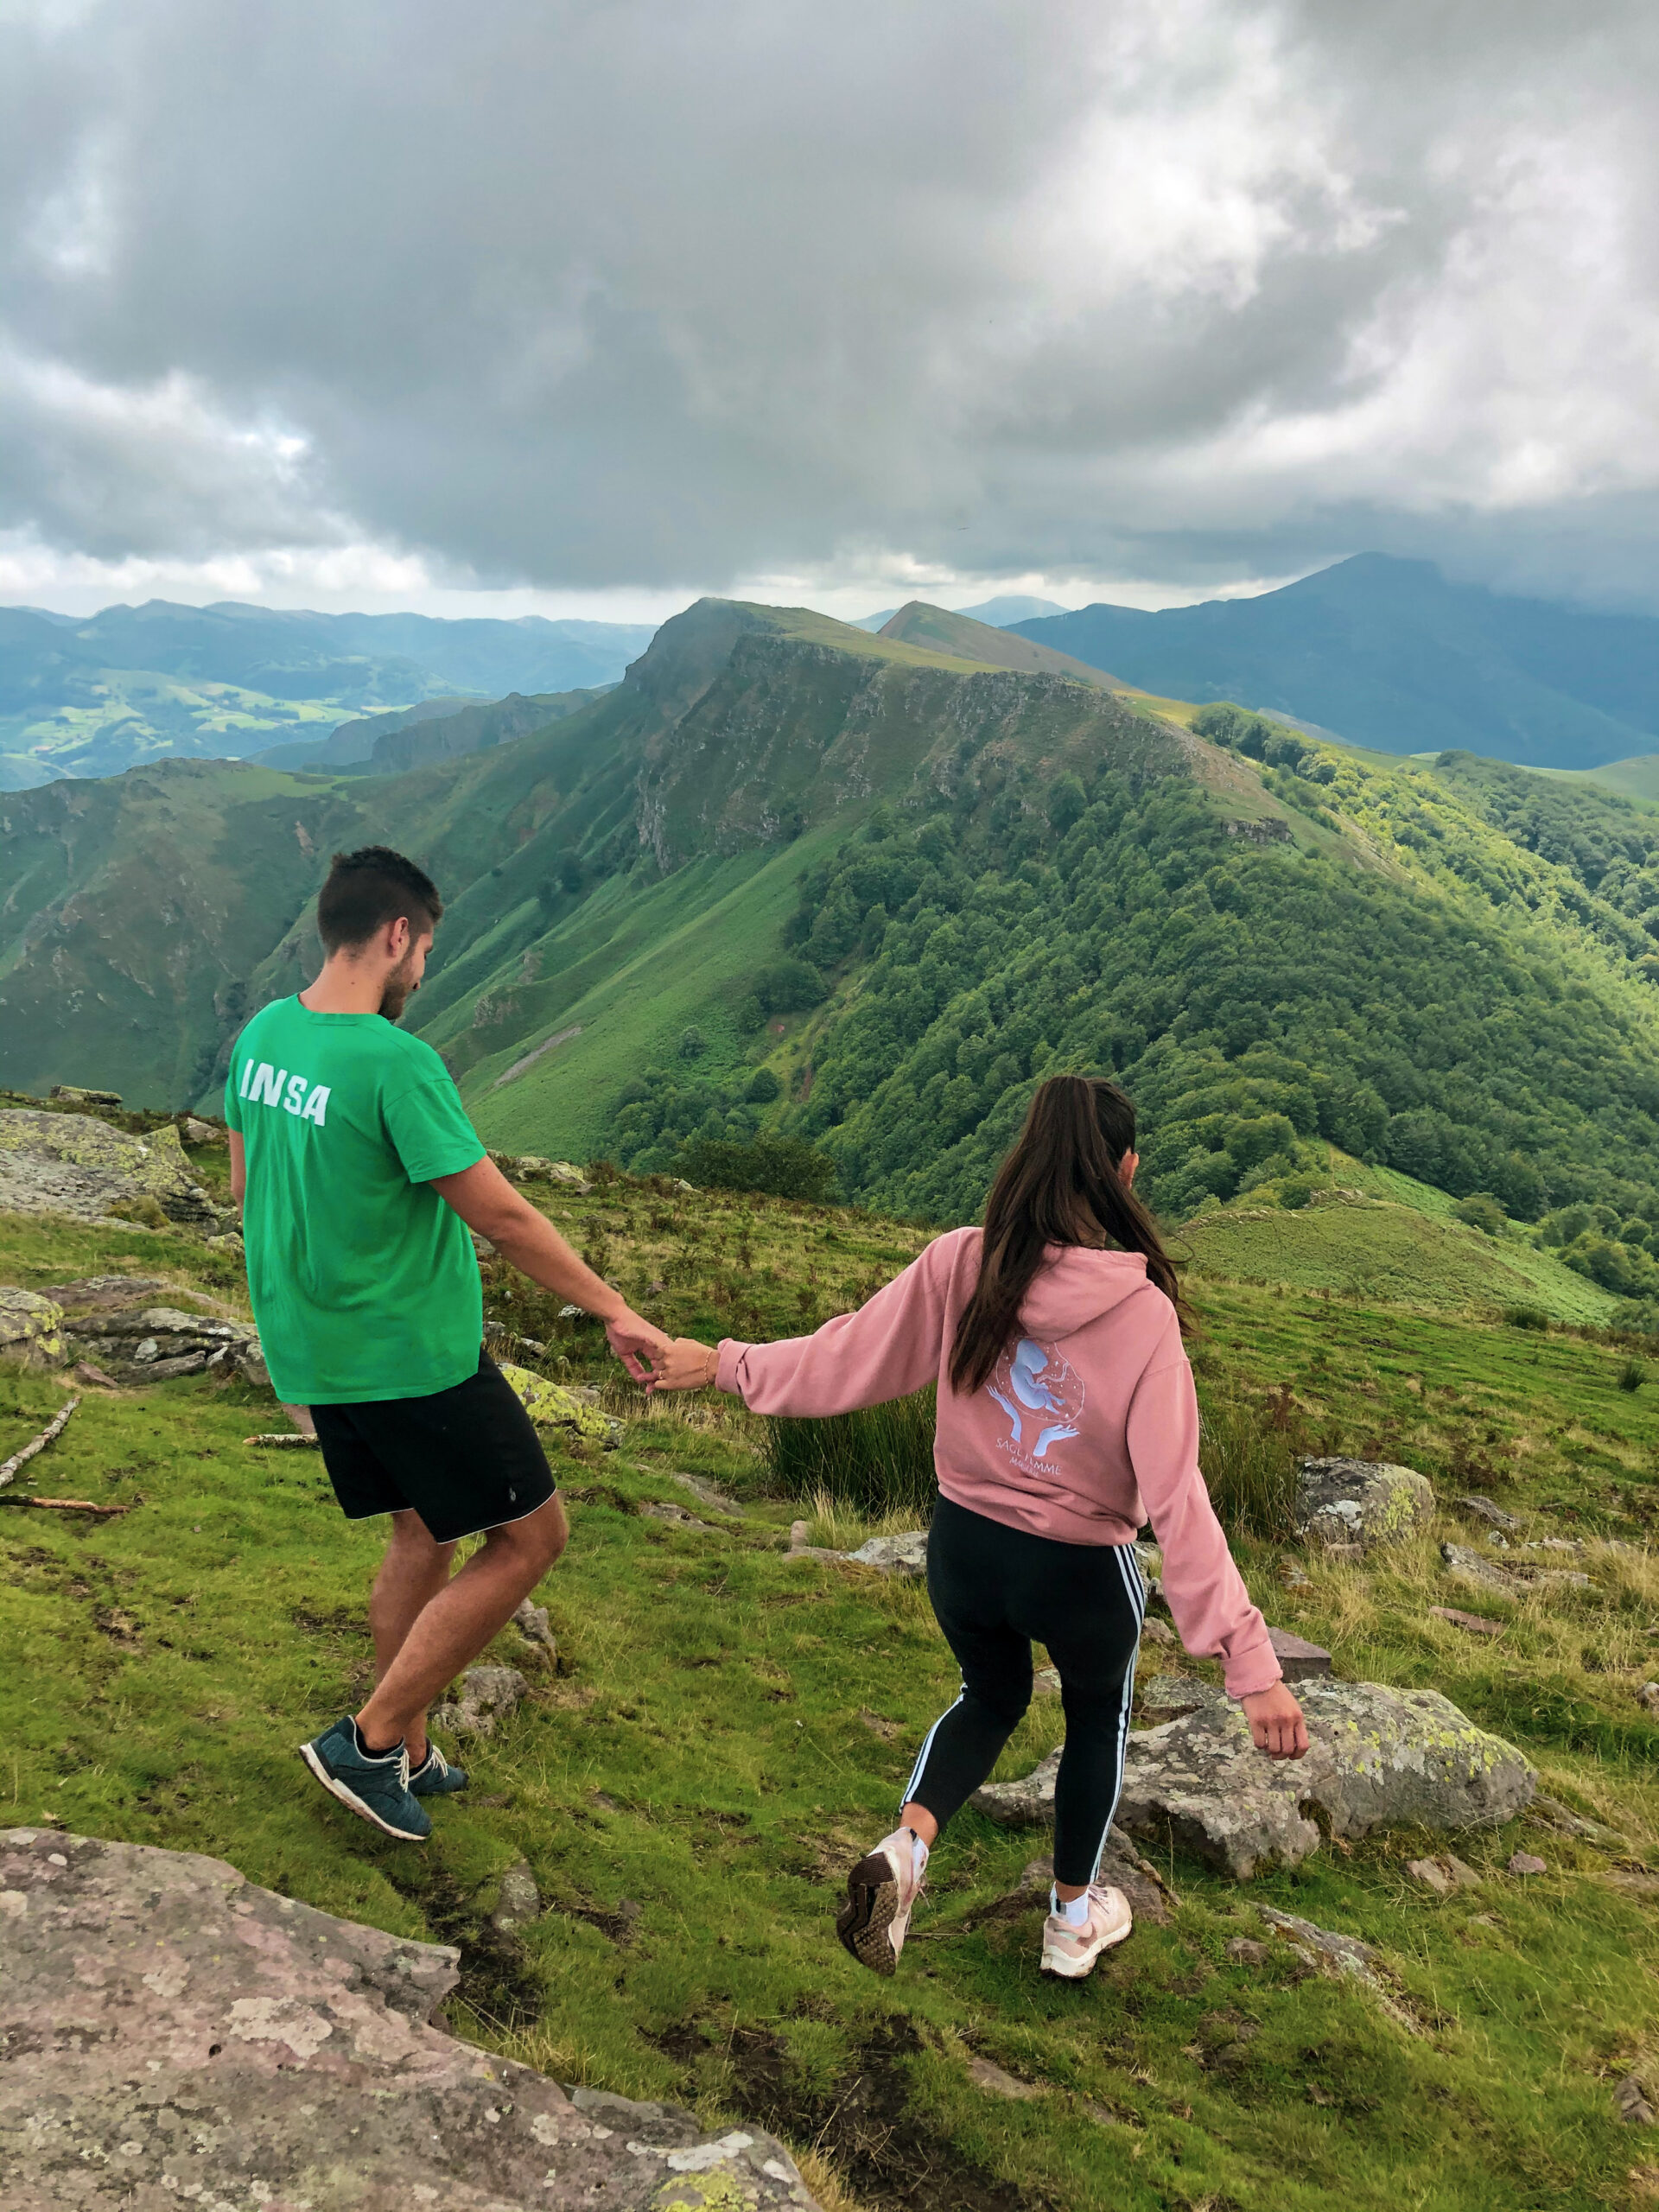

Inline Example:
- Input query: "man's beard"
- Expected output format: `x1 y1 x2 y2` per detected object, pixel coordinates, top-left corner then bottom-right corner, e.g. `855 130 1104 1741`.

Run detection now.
378 953 420 1021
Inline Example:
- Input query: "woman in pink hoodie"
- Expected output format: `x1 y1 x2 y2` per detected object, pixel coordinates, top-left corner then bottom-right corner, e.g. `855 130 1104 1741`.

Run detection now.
650 1075 1307 1980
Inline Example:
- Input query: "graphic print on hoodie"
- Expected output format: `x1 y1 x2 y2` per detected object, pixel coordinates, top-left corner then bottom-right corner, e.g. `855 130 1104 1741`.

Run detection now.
714 1224 1282 1700
988 1338 1086 1470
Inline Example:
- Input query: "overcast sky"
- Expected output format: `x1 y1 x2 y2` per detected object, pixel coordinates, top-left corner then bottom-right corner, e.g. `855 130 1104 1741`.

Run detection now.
3 0 1657 623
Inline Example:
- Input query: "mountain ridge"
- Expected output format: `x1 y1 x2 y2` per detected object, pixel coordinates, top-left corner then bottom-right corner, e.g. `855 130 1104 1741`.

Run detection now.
1014 554 1659 770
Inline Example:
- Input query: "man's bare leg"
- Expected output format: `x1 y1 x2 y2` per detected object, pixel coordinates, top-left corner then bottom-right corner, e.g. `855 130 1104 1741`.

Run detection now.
354 1495 567 1756
368 1510 458 1768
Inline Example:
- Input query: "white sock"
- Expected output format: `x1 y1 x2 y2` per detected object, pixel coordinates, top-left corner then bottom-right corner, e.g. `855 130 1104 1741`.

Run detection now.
1052 1885 1090 1926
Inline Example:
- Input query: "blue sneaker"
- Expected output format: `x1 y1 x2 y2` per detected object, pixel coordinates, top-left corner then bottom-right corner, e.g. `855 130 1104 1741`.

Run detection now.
409 1744 467 1797
299 1717 430 1841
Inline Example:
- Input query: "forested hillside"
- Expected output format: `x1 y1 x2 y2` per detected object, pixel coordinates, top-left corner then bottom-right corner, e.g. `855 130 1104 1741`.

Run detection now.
9 597 1659 1301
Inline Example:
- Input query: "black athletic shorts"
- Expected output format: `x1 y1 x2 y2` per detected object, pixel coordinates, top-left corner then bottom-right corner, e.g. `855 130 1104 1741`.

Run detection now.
309 1351 557 1545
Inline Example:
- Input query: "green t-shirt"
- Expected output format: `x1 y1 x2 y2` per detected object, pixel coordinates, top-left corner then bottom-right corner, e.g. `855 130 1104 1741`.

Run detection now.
225 996 486 1405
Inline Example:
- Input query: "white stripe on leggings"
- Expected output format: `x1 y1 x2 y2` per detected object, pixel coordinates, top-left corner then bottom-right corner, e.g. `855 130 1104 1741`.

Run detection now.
901 1688 965 1811
1084 1543 1145 1886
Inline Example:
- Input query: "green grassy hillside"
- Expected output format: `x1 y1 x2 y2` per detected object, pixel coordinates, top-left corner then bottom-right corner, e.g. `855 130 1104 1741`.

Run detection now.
3 1170 1656 2211
877 601 1122 688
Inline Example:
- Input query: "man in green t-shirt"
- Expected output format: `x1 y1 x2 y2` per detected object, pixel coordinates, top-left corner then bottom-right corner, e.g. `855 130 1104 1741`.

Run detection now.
226 844 668 1842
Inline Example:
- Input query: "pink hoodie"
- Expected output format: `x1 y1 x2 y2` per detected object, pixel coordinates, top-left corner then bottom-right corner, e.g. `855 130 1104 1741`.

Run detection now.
717 1225 1280 1700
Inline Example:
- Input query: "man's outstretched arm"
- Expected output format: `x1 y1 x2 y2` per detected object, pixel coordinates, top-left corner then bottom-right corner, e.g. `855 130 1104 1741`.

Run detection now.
429 1157 669 1379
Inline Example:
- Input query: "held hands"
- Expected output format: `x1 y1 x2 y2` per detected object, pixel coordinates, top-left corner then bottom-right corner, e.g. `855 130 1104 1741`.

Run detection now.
604 1308 674 1383
1240 1681 1309 1760
645 1336 721 1394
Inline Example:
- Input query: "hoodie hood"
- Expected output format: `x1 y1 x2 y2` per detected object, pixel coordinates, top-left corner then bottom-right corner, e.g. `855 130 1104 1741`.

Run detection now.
1017 1245 1152 1341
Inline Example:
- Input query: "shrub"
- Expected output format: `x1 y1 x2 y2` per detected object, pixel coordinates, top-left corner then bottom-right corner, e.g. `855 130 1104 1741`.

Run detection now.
676 1133 838 1203
765 1389 937 1518
1452 1192 1508 1236
677 1026 706 1058
1619 1358 1647 1392
751 959 827 1016
1197 1384 1303 1542
744 1068 782 1104
1503 1305 1551 1332
1277 1176 1314 1210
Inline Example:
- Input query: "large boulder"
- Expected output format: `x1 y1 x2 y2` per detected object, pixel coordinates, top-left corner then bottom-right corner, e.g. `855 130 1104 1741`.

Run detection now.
1296 1457 1434 1549
971 1675 1535 1879
0 1827 817 2210
0 1287 67 1369
0 1109 224 1233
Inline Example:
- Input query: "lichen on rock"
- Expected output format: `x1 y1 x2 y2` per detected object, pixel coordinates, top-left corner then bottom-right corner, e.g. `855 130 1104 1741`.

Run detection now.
0 1827 818 2209
0 1287 67 1369
498 1360 621 1444
0 1108 225 1233
1296 1456 1434 1549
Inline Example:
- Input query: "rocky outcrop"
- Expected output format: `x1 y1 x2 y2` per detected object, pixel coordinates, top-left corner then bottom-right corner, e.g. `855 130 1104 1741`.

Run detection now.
1296 1457 1434 1548
972 1675 1535 1878
0 1827 818 2210
1440 1541 1592 1596
0 1287 67 1368
65 1304 262 1383
0 1109 226 1233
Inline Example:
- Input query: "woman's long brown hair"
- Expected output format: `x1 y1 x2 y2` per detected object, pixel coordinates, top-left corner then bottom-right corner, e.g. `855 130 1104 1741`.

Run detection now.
948 1074 1185 1396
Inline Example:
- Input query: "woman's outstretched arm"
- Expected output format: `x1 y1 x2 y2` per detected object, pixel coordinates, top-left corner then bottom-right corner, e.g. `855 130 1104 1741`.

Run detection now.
650 1230 968 1414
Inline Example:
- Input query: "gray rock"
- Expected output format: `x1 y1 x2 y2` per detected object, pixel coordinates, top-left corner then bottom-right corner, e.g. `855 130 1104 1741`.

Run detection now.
1638 1682 1659 1719
1507 1851 1547 1876
638 1500 712 1529
0 1109 225 1232
0 1827 817 2209
1266 1625 1332 1681
514 1597 558 1654
431 1662 530 1739
0 1287 67 1369
1406 1853 1483 1895
973 1675 1535 1879
179 1116 226 1146
1297 1457 1434 1548
1257 1906 1423 2035
1456 1496 1522 1531
670 1469 744 1516
492 1858 543 1930
50 1084 123 1104
847 1530 930 1576
1019 1833 1177 1925
64 1303 260 1385
1440 1541 1592 1594
1617 2075 1657 2127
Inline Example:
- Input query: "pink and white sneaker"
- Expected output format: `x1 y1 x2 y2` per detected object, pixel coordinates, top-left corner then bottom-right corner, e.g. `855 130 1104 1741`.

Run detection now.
1040 1884 1134 1979
836 1827 926 1976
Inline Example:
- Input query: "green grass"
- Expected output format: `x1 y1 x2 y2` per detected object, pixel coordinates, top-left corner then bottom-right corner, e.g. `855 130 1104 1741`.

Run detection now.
764 1390 939 1520
1182 1192 1618 1325
4 1185 1659 2208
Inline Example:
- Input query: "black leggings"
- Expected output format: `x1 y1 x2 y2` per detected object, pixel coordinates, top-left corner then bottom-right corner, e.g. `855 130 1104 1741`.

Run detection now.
904 1493 1145 1887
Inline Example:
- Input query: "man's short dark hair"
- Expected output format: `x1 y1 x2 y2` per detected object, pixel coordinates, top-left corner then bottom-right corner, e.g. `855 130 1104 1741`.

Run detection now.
317 846 443 952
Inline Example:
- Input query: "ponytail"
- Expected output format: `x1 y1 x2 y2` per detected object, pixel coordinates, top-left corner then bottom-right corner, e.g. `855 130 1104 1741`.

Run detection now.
948 1074 1185 1396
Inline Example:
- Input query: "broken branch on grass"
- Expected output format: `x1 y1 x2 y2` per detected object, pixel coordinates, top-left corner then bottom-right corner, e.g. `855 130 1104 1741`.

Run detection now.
0 1495 130 1517
0 1395 80 1489
245 1433 321 1449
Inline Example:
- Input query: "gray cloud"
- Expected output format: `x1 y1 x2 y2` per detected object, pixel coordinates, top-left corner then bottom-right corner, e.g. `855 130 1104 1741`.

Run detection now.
3 0 1658 607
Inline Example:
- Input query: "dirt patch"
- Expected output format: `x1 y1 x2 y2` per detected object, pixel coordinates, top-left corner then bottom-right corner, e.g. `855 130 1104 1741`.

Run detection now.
383 1857 543 2031
657 2017 1044 2212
